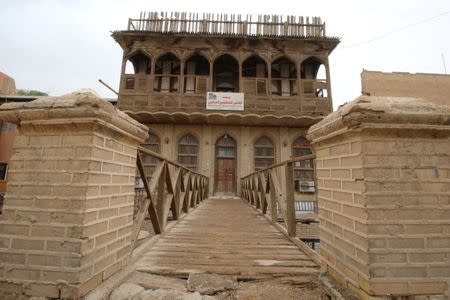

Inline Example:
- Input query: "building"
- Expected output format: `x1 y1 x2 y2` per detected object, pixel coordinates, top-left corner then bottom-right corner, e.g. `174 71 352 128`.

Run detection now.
112 12 339 249
0 72 16 96
361 70 450 106
112 12 339 193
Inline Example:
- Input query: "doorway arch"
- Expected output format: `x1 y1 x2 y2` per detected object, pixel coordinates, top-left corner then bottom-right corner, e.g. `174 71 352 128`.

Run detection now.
215 134 237 194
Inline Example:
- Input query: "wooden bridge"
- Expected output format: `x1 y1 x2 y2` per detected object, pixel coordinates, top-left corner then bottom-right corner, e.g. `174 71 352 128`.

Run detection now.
129 147 320 283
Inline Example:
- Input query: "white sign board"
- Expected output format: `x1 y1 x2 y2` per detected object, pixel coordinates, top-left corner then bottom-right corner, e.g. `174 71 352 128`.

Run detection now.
206 92 244 111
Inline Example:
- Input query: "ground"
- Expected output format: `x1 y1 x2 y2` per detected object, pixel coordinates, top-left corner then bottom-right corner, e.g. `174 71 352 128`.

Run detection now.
109 272 322 300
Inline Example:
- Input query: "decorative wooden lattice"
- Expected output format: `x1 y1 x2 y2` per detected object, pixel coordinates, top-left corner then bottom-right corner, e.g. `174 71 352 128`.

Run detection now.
254 136 274 171
177 134 198 171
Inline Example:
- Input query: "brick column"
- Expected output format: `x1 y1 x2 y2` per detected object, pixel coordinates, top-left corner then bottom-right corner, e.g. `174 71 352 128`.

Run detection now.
307 96 450 298
0 92 148 298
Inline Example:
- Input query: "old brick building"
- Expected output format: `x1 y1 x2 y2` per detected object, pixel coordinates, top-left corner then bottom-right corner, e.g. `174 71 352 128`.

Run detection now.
112 12 339 195
112 12 339 249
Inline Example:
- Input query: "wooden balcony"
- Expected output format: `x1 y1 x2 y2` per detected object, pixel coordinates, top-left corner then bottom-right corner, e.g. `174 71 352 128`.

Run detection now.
119 74 332 126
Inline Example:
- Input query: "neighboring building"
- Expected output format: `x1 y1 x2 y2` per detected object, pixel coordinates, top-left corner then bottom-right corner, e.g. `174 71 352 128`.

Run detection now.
0 72 18 208
361 70 450 105
112 12 339 248
0 72 16 96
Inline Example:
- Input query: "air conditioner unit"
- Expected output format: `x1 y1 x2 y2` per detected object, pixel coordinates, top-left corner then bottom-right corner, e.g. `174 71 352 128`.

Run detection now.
295 180 315 193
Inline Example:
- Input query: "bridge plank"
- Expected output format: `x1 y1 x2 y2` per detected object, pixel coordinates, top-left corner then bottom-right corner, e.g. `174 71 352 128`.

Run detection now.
135 197 319 278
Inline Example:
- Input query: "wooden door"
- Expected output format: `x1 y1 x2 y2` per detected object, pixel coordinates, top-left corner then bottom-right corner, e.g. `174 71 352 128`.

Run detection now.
216 158 235 193
215 135 236 194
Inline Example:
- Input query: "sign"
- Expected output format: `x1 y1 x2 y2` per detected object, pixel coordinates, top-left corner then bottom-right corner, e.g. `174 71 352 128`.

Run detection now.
206 92 244 111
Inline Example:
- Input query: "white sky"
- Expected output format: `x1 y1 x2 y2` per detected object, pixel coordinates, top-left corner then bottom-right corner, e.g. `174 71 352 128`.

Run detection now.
1 0 449 109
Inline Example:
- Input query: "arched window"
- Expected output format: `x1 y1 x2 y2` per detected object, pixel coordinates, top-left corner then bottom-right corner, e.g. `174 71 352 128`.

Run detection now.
242 55 268 95
140 132 161 183
124 52 151 90
213 54 239 92
301 57 327 98
178 134 199 171
142 132 161 153
292 137 314 193
154 52 180 92
184 54 210 93
254 136 275 171
125 52 151 75
271 56 297 96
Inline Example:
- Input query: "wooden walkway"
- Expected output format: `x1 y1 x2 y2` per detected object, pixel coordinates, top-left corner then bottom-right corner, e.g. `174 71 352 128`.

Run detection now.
135 197 320 279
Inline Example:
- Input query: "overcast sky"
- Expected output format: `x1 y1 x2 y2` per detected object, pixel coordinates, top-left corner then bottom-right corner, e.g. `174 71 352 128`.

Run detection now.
1 0 449 109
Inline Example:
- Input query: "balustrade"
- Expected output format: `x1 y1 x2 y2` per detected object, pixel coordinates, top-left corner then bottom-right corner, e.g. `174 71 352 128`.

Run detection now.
132 146 209 249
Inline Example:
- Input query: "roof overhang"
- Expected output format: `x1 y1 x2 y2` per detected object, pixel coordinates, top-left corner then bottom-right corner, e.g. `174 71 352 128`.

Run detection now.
123 110 325 127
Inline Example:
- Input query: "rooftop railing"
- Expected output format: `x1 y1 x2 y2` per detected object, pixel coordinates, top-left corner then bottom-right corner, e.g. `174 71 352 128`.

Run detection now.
128 11 326 37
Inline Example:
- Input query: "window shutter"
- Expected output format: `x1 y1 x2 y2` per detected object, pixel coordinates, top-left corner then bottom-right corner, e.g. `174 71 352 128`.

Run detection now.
125 77 136 90
256 79 267 95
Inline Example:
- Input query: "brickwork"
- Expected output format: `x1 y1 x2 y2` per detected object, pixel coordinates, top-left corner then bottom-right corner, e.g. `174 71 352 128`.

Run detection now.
307 96 450 298
361 70 450 106
0 92 148 298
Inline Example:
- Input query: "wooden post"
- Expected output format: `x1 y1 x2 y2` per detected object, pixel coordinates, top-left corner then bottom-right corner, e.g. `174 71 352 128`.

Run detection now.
269 171 277 223
157 161 167 231
285 162 296 237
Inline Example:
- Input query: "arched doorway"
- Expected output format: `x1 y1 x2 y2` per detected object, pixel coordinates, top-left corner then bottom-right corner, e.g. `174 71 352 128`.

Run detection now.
215 134 237 194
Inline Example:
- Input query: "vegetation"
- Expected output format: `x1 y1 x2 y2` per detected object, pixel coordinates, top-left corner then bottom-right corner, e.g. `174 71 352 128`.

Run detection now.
17 89 48 96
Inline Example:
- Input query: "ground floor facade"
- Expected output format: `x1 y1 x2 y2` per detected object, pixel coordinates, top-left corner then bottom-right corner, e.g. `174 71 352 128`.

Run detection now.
143 123 316 197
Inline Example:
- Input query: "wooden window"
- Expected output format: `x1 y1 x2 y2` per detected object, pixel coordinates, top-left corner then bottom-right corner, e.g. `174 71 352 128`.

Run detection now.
185 54 210 94
242 55 268 96
154 53 180 92
271 57 297 96
178 134 199 171
254 136 274 171
292 137 314 193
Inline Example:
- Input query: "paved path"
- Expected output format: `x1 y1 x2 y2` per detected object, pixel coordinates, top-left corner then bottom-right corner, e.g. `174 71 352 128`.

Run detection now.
135 197 319 279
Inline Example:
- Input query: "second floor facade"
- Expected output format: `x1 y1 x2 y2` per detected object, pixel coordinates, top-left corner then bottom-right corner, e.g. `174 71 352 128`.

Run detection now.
112 13 340 125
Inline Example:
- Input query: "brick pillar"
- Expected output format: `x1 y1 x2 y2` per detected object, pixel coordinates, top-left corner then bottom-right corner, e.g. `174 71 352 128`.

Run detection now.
307 96 450 298
0 92 148 298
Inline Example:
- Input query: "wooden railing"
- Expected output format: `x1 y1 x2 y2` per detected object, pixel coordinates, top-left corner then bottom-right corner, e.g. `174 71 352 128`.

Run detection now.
123 74 210 94
240 154 315 238
122 74 329 100
132 146 209 248
128 12 326 37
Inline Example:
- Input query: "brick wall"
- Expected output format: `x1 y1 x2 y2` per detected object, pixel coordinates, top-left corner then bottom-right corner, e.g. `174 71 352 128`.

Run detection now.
0 92 148 298
361 70 450 106
308 96 450 298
